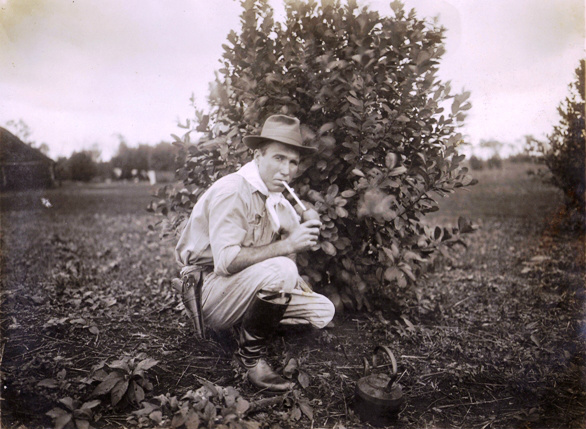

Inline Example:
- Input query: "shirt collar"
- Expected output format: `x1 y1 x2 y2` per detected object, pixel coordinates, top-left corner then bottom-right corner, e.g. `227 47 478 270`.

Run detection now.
236 161 272 197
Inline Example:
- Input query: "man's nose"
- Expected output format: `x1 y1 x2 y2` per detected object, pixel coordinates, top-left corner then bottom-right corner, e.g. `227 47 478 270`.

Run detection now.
279 161 290 177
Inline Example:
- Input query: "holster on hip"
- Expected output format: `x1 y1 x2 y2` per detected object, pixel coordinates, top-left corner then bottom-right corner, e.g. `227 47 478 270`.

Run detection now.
181 273 206 340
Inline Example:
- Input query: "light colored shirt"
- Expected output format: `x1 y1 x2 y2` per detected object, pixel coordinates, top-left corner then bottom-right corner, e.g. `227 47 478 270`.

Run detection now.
175 173 274 276
175 171 301 280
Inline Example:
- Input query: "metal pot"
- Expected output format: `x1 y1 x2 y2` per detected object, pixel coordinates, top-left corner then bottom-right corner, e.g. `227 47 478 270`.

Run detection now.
354 346 404 426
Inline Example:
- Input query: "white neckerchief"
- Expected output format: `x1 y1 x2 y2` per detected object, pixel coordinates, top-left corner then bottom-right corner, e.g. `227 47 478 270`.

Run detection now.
236 161 299 232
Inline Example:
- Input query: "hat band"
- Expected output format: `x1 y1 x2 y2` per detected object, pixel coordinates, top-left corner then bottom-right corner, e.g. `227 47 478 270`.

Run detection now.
260 131 303 147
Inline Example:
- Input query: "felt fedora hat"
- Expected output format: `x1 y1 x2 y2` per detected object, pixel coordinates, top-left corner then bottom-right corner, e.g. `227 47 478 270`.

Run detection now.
243 115 317 154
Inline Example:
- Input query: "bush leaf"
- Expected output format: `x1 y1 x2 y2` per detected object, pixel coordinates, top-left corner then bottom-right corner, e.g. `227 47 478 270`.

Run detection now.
299 400 313 420
38 378 59 388
46 408 68 419
108 359 130 372
92 372 123 397
75 419 90 429
80 399 101 410
297 371 310 389
111 379 129 406
320 241 337 256
185 410 200 429
135 358 159 373
55 413 72 429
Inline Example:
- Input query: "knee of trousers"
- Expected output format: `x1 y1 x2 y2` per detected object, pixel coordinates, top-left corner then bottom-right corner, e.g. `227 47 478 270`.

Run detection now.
256 257 299 293
312 295 336 329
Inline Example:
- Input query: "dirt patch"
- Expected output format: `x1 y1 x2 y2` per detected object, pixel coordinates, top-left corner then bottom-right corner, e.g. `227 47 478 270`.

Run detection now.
1 171 584 428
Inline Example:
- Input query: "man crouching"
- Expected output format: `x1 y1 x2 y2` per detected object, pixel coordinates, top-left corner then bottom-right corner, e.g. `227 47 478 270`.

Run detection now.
175 115 335 392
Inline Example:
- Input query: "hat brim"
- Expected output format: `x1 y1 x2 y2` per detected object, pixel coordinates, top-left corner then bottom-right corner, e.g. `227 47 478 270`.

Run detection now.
243 136 317 154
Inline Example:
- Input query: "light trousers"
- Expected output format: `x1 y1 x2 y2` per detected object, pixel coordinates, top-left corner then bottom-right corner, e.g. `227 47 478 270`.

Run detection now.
201 257 335 331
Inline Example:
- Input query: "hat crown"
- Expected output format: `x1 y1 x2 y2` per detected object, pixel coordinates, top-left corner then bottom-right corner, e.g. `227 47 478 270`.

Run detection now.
259 115 303 146
242 114 317 154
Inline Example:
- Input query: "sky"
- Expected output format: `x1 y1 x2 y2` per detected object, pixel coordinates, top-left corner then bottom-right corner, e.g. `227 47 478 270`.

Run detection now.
0 0 584 161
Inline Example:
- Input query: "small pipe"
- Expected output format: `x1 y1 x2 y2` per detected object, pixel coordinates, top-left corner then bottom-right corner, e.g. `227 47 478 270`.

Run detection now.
281 181 307 211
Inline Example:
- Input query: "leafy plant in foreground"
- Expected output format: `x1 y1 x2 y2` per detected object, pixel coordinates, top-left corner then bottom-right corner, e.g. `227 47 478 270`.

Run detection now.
130 384 264 429
46 397 101 429
38 369 70 391
90 354 158 407
151 0 477 307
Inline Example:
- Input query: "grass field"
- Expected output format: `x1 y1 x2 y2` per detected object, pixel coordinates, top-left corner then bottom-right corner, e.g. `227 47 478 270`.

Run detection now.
1 163 584 429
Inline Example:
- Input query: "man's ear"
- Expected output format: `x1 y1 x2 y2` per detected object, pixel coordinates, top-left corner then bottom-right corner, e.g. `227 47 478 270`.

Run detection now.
253 149 261 162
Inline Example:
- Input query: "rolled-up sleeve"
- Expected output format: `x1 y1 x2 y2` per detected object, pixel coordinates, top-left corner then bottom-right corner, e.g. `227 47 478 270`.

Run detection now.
208 190 248 276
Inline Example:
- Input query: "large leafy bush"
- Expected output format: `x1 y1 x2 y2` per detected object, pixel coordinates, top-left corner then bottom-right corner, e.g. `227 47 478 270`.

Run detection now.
151 0 477 308
528 60 585 230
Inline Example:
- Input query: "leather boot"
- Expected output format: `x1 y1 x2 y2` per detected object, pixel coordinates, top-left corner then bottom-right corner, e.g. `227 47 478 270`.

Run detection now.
235 291 295 393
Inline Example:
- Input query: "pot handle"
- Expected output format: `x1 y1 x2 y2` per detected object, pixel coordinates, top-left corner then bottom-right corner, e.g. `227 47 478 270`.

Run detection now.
362 356 371 376
372 346 398 389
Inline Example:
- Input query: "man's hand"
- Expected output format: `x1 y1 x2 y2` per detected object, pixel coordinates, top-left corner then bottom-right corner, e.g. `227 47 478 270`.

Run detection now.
285 219 321 253
226 216 321 275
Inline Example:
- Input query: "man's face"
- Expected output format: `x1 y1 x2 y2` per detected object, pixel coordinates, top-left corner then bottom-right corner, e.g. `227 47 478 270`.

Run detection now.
254 141 300 193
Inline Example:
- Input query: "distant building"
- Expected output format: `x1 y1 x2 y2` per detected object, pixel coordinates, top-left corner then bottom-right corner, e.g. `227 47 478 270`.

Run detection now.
0 127 55 190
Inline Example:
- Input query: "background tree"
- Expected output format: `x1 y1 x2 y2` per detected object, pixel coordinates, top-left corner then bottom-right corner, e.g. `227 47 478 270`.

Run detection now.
111 139 150 179
96 160 113 181
68 151 98 182
111 139 178 179
479 139 503 169
4 119 33 145
4 119 50 155
468 155 484 171
150 141 180 171
153 0 477 307
479 139 503 157
55 156 71 183
527 59 585 230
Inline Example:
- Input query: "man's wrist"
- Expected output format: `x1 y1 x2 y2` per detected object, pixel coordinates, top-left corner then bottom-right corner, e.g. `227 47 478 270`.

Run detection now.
277 237 295 256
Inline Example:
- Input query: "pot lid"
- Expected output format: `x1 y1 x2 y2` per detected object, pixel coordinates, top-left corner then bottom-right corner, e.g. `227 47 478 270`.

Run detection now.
357 373 403 402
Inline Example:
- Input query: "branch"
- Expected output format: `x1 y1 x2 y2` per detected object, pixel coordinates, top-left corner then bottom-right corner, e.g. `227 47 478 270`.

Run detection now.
245 394 287 415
